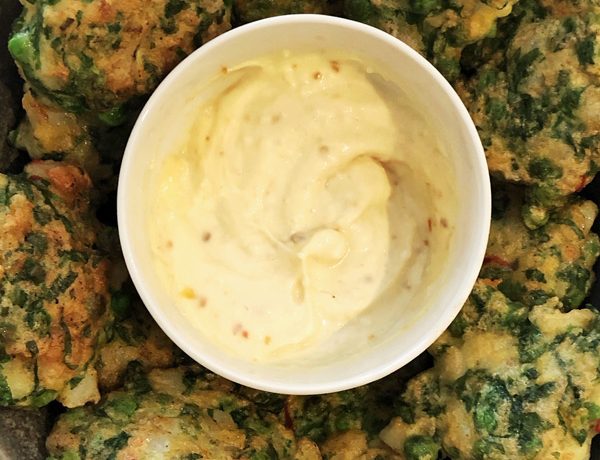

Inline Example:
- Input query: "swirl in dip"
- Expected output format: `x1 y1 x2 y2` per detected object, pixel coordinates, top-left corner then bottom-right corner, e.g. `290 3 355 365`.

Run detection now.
149 50 457 362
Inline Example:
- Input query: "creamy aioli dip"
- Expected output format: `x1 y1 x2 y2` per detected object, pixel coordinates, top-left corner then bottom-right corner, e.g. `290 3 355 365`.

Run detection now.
149 50 457 362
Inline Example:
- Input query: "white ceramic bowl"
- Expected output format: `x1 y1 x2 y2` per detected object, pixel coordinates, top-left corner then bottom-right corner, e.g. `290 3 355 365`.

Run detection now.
118 14 490 395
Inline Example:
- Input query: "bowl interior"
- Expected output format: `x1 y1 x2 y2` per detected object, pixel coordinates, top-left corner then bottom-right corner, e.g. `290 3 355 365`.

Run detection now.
118 15 490 394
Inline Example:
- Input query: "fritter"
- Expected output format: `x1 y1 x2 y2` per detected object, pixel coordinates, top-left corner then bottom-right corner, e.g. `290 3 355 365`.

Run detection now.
539 0 600 16
8 0 232 117
462 0 600 77
47 364 322 459
89 234 180 391
9 0 232 183
13 88 144 188
459 0 535 74
284 377 399 443
379 281 600 460
481 184 600 310
456 5 600 226
0 160 111 408
320 430 401 459
96 294 180 391
239 364 414 458
13 89 104 178
343 0 518 80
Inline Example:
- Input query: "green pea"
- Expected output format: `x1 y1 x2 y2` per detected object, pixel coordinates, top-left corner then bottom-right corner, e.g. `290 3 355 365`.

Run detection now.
98 105 127 127
30 389 58 408
8 31 35 65
409 0 441 15
522 204 549 230
404 435 440 460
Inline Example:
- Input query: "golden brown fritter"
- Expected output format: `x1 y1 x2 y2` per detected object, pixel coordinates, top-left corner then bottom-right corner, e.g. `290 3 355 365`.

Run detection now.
481 184 600 309
320 430 401 459
14 94 141 191
47 365 322 460
237 361 414 457
237 366 408 458
12 89 106 179
0 160 111 408
380 281 600 460
343 0 518 80
96 296 180 391
539 0 600 16
456 4 600 225
8 0 232 184
9 0 232 116
284 376 400 444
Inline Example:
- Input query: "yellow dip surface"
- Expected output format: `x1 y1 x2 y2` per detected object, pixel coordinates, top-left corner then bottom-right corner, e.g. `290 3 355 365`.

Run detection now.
149 50 457 362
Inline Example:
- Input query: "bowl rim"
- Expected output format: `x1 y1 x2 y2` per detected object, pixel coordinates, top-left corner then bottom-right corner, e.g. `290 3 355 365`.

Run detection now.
117 13 491 395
